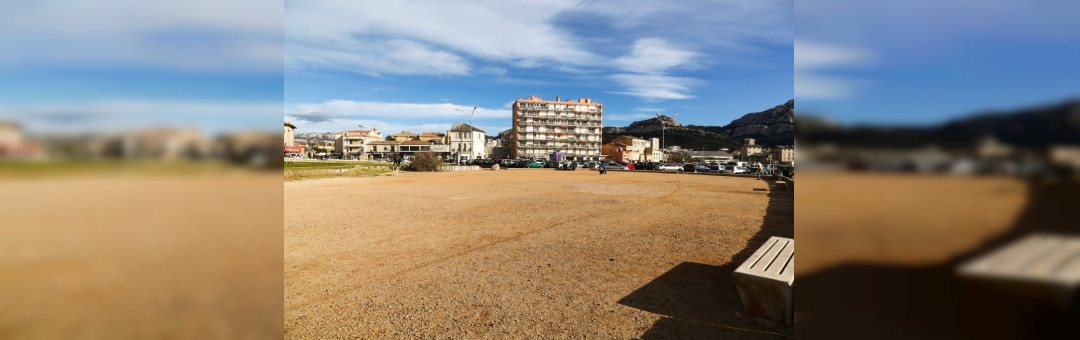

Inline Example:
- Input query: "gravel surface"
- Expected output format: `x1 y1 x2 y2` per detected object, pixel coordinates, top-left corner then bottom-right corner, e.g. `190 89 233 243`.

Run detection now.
285 169 793 339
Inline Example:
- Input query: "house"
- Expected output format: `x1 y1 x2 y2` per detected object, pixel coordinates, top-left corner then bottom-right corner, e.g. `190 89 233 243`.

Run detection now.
611 136 653 162
367 140 400 160
418 132 445 143
447 123 486 162
387 131 419 141
602 142 633 164
284 122 297 147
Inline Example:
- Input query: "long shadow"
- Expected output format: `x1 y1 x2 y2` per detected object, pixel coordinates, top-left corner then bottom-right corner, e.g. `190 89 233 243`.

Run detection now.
796 178 1080 340
620 178 794 339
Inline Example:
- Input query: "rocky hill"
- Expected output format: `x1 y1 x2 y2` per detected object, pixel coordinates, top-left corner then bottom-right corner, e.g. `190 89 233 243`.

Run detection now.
689 99 794 146
798 99 1080 149
602 100 794 149
602 115 742 151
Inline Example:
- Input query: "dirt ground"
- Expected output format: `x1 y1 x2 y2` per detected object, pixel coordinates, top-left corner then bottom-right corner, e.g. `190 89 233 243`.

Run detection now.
793 172 1079 339
285 169 794 339
0 172 284 339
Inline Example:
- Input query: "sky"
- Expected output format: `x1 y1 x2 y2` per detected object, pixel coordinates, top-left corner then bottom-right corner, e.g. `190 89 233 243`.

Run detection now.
284 0 794 136
0 0 283 135
795 0 1080 126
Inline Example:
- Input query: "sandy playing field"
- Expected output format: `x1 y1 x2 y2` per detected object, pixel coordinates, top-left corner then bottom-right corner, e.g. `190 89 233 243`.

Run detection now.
794 172 1080 339
0 172 284 339
285 169 793 339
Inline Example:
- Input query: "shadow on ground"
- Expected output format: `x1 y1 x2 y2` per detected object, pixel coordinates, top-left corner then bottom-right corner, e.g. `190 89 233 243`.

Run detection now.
796 179 1080 340
620 178 794 339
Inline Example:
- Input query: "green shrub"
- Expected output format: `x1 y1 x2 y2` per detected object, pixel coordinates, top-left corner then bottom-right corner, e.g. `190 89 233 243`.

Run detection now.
409 152 441 172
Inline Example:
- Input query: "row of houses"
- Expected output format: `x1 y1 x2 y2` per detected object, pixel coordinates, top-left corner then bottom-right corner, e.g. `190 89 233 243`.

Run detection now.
286 122 493 162
284 95 796 164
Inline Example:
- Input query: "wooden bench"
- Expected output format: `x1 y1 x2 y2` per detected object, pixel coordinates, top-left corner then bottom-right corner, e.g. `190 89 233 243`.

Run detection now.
733 236 795 325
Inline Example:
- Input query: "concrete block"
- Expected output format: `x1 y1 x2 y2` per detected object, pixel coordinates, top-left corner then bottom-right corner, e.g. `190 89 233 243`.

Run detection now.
733 236 795 325
956 234 1080 337
774 181 788 191
958 233 1080 307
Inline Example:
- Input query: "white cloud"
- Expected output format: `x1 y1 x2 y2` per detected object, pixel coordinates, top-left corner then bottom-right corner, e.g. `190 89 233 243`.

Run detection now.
0 0 282 72
795 40 874 99
286 39 469 76
1 99 282 134
609 74 705 101
795 40 874 69
605 113 655 121
632 107 666 112
612 38 698 74
286 0 598 76
607 38 704 101
286 100 512 122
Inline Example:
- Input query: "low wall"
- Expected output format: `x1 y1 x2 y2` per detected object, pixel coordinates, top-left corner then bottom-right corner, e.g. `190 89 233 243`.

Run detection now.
439 165 481 171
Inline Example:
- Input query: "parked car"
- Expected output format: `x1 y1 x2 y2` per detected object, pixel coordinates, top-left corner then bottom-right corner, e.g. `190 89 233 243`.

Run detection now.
657 163 682 172
682 163 700 172
706 163 725 172
724 166 748 174
693 164 711 172
523 161 543 168
602 162 629 170
472 159 497 168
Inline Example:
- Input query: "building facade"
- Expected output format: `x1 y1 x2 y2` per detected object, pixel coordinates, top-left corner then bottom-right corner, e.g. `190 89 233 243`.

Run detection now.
771 146 795 165
367 140 399 160
387 131 419 141
740 138 765 162
335 128 382 159
611 136 653 162
447 123 486 162
511 95 602 160
284 122 296 147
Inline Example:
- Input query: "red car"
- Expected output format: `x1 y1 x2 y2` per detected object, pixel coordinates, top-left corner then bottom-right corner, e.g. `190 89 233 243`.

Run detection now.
682 163 699 172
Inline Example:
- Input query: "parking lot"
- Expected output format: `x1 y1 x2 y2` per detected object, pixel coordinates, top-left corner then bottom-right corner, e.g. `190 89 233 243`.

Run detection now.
285 169 793 338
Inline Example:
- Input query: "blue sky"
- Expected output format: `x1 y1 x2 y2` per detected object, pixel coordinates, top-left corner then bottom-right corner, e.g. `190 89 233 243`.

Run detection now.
284 0 794 135
0 0 283 135
795 0 1080 125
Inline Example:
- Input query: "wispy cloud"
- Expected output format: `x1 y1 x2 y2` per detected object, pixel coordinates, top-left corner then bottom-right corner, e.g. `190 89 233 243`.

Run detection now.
612 38 698 74
0 0 282 72
286 0 598 76
795 40 874 99
605 113 655 121
608 38 704 100
285 100 512 122
286 39 470 77
609 74 705 101
1 99 281 134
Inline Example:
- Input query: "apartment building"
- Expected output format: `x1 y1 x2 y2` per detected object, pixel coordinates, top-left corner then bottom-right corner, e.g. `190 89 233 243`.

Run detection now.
335 128 382 159
511 95 602 160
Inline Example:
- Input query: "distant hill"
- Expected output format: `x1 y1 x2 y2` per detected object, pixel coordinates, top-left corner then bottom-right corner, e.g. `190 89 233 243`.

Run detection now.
602 115 742 151
799 99 1080 149
689 99 794 146
602 100 795 149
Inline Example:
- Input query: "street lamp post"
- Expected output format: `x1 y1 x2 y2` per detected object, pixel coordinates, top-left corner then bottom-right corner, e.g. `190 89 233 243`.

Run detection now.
455 106 478 127
656 113 677 159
